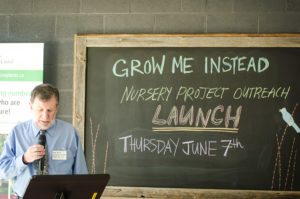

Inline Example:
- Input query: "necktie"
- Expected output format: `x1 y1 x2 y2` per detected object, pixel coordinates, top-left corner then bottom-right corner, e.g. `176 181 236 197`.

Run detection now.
43 137 49 175
37 130 48 175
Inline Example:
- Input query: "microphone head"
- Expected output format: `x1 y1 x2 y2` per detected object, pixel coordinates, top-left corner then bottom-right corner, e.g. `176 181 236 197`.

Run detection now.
38 134 46 146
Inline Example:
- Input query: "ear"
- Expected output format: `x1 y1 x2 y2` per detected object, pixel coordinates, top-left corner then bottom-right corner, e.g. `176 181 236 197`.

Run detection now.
29 102 33 110
55 104 60 112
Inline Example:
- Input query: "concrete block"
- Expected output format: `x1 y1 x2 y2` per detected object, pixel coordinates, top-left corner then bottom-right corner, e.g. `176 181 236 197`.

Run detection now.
182 0 206 12
81 0 129 13
205 0 233 13
44 64 73 90
9 15 55 41
105 14 154 33
43 42 55 65
56 89 72 116
54 41 74 65
233 0 286 13
207 14 258 33
131 0 181 13
56 115 72 124
44 41 73 65
259 14 300 33
0 16 8 38
33 0 80 14
56 66 73 90
155 14 205 33
56 15 103 39
258 0 286 12
287 0 300 11
0 0 32 14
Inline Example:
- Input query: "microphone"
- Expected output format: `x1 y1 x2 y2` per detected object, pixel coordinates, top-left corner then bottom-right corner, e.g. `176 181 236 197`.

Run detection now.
37 130 46 173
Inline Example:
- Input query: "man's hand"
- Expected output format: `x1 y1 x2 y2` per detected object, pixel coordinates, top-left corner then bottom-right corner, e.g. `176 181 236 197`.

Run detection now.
23 144 45 164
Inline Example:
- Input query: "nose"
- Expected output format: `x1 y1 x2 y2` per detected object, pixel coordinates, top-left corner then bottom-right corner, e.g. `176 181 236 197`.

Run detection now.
41 110 49 119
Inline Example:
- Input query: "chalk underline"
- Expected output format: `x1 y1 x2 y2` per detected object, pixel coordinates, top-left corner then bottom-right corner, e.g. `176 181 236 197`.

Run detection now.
152 127 239 133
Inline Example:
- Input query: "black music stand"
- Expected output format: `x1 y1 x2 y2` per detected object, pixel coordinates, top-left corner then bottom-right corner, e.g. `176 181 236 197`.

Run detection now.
23 174 110 199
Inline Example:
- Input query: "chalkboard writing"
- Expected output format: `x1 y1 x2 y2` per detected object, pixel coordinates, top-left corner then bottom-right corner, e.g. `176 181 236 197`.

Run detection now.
72 35 300 194
82 46 300 190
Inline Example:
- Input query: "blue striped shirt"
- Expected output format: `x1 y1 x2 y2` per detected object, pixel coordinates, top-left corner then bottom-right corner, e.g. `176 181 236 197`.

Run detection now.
0 119 88 197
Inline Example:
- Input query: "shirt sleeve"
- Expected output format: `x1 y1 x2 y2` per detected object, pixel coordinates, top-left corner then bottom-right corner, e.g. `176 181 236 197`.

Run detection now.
0 132 28 179
72 130 88 174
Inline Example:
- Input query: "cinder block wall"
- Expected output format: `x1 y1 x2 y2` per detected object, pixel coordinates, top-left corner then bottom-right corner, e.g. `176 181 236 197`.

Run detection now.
0 0 299 122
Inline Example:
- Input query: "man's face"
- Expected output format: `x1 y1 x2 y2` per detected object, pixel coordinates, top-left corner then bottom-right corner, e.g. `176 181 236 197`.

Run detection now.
30 95 59 130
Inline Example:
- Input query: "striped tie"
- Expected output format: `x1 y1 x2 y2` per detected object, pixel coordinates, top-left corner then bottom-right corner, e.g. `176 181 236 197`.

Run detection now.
43 134 48 175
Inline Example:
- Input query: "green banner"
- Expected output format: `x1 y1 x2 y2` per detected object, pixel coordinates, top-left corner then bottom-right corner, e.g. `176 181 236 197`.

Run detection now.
0 70 43 82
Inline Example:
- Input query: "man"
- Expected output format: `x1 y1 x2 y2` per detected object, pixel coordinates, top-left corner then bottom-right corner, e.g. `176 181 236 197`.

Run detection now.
0 84 88 198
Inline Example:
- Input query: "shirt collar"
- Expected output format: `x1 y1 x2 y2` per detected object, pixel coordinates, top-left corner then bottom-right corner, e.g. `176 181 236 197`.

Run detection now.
31 120 57 137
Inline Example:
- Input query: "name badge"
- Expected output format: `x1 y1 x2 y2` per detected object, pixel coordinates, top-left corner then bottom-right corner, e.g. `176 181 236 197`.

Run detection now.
52 150 67 160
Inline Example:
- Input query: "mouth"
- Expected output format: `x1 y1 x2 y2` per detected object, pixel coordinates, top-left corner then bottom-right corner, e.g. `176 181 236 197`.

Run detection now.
40 120 50 126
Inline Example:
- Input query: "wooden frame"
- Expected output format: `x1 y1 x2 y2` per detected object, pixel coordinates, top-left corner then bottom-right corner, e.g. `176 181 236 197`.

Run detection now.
73 34 300 198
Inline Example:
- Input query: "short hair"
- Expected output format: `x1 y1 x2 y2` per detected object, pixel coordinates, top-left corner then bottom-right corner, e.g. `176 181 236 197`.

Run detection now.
30 83 59 106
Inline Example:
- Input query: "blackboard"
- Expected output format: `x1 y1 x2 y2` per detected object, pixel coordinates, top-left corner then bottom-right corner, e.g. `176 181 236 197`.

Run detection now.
73 34 300 197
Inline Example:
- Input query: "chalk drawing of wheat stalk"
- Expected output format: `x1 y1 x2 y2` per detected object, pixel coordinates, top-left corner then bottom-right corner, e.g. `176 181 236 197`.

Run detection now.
89 117 109 174
89 117 100 174
271 103 298 190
